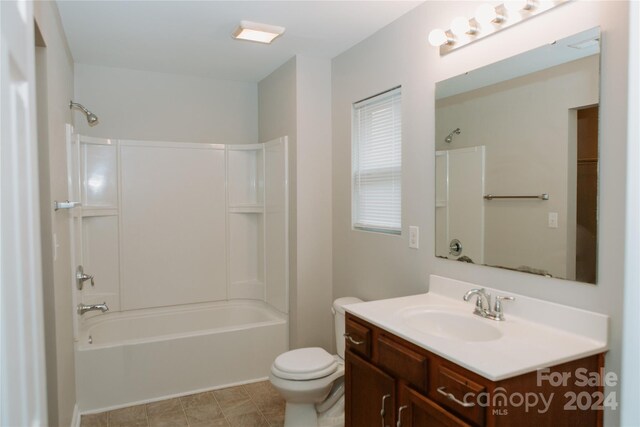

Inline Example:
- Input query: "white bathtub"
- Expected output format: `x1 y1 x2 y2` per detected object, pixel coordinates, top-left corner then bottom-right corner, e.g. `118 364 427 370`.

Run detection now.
76 300 288 412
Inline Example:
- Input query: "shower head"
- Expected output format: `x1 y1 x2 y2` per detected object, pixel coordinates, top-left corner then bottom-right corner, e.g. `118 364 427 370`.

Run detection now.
70 101 99 126
445 128 461 143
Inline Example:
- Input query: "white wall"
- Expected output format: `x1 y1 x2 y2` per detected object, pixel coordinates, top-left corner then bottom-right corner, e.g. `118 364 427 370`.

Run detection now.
295 56 333 350
34 2 77 426
74 63 258 144
259 56 334 350
332 2 629 425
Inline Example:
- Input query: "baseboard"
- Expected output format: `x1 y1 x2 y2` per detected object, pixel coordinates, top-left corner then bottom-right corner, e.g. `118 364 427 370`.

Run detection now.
70 404 80 427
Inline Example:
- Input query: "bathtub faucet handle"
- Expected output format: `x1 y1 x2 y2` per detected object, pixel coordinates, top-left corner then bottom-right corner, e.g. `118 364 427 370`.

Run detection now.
76 265 94 290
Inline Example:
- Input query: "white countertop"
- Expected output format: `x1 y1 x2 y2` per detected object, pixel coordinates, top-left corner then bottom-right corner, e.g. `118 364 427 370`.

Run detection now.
344 275 609 381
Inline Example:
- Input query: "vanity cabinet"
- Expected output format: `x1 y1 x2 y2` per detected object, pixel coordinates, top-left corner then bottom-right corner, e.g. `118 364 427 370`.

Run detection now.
345 313 604 427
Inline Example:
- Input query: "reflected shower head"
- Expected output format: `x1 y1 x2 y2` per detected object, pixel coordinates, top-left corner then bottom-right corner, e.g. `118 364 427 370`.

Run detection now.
445 128 461 143
70 101 99 126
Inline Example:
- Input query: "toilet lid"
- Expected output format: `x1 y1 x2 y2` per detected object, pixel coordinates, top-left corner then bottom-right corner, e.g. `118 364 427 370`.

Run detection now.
272 347 338 380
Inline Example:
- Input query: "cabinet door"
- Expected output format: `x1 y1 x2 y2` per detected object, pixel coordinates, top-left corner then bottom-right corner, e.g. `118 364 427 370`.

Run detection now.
398 385 472 427
345 351 395 427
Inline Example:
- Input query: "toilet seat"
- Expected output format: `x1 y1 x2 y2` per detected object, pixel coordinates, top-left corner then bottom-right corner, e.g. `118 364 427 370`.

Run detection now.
272 347 338 381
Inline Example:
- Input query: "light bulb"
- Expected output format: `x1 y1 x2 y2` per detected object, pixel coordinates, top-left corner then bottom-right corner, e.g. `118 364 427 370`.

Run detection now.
503 0 530 13
428 29 449 47
451 17 472 35
475 4 499 25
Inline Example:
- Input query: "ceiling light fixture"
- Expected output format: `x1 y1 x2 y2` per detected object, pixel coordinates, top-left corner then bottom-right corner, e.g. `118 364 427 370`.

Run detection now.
429 0 570 54
232 20 285 44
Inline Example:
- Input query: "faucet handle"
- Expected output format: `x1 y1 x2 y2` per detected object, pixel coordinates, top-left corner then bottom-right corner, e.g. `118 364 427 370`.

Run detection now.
476 289 491 312
494 295 515 317
76 265 95 290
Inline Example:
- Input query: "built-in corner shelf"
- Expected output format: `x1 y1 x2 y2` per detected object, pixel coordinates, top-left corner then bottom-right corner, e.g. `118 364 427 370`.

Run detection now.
226 145 266 300
228 205 264 214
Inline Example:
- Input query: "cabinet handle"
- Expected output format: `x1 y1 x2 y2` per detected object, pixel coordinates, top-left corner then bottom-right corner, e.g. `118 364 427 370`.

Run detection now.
396 405 408 427
380 394 391 427
344 333 365 345
437 386 475 408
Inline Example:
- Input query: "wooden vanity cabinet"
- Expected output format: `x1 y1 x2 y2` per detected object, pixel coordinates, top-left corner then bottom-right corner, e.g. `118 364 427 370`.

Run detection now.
345 313 605 427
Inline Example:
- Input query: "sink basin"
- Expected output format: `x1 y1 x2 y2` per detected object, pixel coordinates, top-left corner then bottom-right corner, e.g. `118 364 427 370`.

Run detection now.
402 309 503 342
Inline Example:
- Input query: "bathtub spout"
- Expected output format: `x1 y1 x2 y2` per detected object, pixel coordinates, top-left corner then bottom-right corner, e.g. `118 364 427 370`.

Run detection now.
78 302 109 315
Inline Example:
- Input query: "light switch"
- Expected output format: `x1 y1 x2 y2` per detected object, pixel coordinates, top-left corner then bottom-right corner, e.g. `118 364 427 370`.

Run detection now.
548 212 558 228
409 226 419 249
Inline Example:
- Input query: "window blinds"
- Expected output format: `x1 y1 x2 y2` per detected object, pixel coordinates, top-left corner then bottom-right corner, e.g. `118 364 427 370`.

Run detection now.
352 87 402 234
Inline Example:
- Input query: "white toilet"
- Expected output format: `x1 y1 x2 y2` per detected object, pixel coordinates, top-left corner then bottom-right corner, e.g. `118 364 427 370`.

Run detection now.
269 297 362 427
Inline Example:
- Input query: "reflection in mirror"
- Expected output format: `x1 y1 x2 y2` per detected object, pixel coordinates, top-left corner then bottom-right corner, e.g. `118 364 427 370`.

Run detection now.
435 27 600 284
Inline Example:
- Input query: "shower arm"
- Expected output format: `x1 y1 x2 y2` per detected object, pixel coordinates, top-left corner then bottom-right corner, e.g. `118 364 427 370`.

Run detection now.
70 101 90 115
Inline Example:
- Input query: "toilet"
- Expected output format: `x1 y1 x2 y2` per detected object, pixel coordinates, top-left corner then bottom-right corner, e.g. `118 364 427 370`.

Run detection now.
269 297 362 427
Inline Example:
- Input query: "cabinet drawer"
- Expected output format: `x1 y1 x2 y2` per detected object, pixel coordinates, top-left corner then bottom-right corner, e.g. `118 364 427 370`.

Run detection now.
378 335 428 392
433 366 485 426
344 319 371 358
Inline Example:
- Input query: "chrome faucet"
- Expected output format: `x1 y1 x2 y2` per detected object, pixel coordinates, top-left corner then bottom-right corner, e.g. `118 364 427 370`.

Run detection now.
463 288 491 314
77 302 109 315
463 288 514 321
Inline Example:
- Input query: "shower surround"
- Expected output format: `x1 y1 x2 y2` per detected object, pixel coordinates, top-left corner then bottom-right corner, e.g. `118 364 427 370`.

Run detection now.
68 129 289 411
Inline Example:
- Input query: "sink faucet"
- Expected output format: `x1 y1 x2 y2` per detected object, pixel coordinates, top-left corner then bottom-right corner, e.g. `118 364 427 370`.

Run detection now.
77 302 109 315
463 288 514 321
463 288 491 313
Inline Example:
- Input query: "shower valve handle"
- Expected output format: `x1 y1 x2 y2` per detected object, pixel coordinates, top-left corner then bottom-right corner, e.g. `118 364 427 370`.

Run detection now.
76 265 94 290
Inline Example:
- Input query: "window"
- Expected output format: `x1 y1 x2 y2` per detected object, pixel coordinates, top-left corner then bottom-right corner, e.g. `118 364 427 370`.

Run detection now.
352 86 402 234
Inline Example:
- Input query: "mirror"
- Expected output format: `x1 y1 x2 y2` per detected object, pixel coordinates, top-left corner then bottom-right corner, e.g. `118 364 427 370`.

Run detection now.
435 27 600 284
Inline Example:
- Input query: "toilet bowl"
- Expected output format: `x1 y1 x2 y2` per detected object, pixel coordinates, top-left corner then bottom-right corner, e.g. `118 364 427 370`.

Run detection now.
269 297 362 427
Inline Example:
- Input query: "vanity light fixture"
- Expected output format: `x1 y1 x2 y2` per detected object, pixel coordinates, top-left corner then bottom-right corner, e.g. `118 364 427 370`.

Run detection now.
503 0 534 13
232 20 285 44
428 28 454 47
429 0 570 54
450 16 478 36
475 4 505 26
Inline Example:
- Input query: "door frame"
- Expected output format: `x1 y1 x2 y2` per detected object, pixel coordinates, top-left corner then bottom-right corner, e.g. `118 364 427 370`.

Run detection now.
1 1 49 425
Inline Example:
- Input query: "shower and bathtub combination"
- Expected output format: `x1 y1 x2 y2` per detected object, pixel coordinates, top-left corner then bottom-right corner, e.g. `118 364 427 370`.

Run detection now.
67 126 289 412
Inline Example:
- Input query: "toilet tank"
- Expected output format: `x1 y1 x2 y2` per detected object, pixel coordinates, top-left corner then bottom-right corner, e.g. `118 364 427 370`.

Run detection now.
332 297 363 359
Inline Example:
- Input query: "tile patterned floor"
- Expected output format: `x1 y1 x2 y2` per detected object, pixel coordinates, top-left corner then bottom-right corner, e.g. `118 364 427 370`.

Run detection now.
80 381 285 427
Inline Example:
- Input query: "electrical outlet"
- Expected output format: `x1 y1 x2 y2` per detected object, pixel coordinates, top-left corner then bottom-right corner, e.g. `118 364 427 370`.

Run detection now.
548 212 558 228
409 226 419 249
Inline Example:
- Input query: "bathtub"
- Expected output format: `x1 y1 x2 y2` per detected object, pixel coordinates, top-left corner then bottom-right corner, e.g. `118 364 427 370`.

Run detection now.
75 299 288 412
